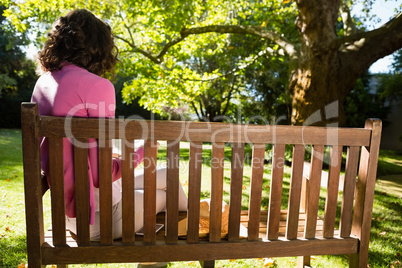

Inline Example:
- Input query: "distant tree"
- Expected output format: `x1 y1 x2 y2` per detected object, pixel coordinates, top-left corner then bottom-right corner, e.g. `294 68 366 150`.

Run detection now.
113 75 159 120
0 5 37 128
344 72 390 128
377 49 402 103
391 48 402 73
242 49 292 125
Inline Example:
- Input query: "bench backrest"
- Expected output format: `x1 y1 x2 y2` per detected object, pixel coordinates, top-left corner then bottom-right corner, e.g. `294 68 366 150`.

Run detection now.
21 102 382 265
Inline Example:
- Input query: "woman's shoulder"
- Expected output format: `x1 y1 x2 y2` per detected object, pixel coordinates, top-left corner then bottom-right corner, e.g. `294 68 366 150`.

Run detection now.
56 63 113 87
63 63 107 79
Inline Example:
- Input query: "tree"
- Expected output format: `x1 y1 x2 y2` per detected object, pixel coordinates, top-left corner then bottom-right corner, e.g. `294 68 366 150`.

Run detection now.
4 0 402 125
0 5 37 128
377 49 402 103
344 72 390 128
0 5 22 98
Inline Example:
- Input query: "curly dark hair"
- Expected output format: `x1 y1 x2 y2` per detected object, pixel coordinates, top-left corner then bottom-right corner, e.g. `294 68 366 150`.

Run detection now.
37 9 118 78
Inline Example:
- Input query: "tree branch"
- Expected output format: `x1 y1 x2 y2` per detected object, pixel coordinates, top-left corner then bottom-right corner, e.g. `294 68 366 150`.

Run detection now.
119 24 298 64
337 12 402 48
191 101 202 121
180 25 297 57
183 46 281 82
338 12 402 73
115 35 162 63
222 76 237 115
198 98 205 117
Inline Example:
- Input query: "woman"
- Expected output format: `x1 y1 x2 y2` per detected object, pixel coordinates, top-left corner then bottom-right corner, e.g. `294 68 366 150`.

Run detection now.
31 9 187 243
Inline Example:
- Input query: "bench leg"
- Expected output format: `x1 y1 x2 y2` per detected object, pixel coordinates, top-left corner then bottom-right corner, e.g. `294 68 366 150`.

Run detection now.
297 256 311 268
349 253 359 268
199 260 215 268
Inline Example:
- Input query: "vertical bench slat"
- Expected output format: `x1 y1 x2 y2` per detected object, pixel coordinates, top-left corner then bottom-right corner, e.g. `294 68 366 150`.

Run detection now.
21 103 44 267
286 144 305 240
166 141 180 243
187 142 203 243
48 137 66 246
209 143 225 242
323 145 343 238
351 146 368 238
350 119 382 267
304 145 325 239
121 141 135 243
340 146 359 238
228 143 245 242
98 139 113 244
248 144 265 241
73 139 90 246
267 144 285 240
143 140 158 244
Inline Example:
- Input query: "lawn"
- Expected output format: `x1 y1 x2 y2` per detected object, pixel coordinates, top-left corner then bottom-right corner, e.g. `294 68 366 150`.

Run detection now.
0 129 401 268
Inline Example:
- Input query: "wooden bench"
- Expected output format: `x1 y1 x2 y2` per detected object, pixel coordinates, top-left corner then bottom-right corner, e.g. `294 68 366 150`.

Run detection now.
21 102 382 268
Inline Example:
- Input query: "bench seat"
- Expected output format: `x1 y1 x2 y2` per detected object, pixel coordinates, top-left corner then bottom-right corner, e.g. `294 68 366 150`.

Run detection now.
41 210 355 266
45 210 333 246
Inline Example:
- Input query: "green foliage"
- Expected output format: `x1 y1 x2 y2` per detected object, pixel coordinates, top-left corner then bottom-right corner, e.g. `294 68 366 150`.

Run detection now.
391 48 402 73
3 0 402 125
377 49 402 103
2 0 298 121
377 73 402 103
113 75 159 120
241 47 292 124
344 73 390 128
0 5 38 128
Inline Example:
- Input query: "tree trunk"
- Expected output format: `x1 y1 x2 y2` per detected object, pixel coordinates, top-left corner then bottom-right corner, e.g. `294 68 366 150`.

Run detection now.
289 52 354 126
290 0 402 126
290 0 346 126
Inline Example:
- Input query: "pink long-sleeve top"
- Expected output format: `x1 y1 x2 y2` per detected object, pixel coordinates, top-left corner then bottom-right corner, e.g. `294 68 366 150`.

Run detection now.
31 63 144 224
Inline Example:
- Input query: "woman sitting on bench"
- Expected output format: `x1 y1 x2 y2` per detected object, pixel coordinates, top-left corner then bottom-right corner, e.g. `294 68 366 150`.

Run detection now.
31 9 187 241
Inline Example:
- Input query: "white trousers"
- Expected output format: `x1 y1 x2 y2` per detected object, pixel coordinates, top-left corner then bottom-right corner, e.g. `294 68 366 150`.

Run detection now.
66 167 188 240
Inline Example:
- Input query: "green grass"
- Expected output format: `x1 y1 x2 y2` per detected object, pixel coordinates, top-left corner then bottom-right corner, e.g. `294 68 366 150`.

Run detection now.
377 150 402 177
0 129 27 267
1 129 402 267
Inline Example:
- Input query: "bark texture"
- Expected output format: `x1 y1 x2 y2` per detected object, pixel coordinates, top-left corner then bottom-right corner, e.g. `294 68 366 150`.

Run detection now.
290 0 402 125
